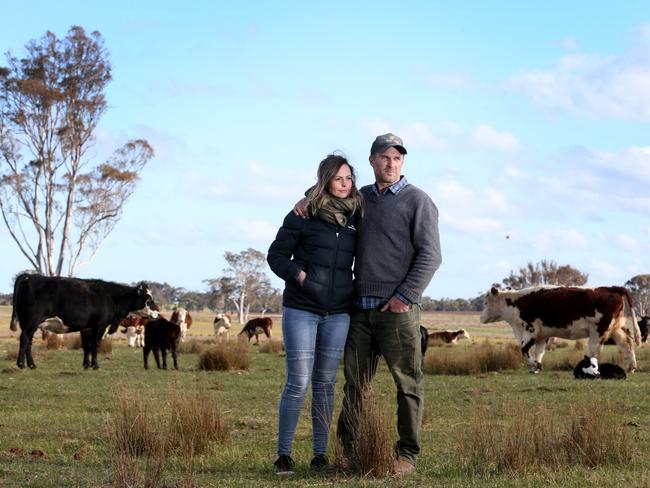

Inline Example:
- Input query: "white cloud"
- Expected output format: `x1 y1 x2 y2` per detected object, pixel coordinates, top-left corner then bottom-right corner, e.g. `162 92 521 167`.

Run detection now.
435 179 508 235
614 234 641 252
586 146 650 184
560 37 580 51
509 29 650 121
519 228 589 252
471 124 521 152
231 217 278 244
364 120 521 154
179 161 314 204
425 72 475 90
589 258 618 278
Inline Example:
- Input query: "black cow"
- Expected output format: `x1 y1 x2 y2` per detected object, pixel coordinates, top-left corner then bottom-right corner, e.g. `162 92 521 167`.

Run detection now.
143 317 181 370
10 273 159 369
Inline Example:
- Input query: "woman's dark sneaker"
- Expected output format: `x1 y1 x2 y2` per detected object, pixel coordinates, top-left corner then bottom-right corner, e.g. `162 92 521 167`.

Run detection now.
274 454 295 475
310 454 329 471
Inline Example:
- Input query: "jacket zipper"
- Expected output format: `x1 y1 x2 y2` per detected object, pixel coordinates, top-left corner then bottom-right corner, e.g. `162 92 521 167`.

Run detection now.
324 230 340 315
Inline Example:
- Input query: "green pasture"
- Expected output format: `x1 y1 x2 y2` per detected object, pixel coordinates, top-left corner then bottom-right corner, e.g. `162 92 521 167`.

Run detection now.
1 307 649 487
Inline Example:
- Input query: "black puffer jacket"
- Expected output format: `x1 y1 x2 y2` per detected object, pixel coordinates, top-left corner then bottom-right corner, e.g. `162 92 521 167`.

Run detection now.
267 211 358 315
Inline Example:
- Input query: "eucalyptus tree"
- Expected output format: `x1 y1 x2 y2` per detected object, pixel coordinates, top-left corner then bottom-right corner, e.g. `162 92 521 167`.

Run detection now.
0 26 153 277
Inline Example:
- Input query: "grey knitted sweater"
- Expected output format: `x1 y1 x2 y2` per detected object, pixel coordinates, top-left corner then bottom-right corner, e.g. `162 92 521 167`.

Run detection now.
354 182 441 304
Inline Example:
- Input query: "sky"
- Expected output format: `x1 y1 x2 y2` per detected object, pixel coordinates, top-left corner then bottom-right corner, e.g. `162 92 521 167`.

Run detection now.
0 1 649 299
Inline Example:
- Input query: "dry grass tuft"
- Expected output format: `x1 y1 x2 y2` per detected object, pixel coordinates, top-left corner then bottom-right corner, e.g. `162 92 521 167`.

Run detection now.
5 344 18 361
2 366 22 374
168 389 227 454
178 339 208 355
108 388 164 458
259 338 284 354
198 341 250 371
424 341 522 375
334 384 395 477
98 337 112 354
462 401 635 474
542 348 621 372
108 386 226 487
46 334 63 350
65 334 82 350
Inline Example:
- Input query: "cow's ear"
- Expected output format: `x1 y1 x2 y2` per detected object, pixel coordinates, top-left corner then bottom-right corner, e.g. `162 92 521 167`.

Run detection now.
490 287 499 296
137 283 146 295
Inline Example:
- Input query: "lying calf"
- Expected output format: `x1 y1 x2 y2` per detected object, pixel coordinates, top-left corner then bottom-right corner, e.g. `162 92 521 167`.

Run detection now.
573 356 626 380
143 317 181 370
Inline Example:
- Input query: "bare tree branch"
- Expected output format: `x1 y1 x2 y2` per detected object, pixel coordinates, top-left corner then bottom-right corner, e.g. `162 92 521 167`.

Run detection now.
0 26 153 277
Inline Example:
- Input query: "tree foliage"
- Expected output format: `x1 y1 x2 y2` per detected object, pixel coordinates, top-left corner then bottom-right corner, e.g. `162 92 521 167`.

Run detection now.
205 248 279 323
502 260 588 289
625 274 650 316
0 26 153 277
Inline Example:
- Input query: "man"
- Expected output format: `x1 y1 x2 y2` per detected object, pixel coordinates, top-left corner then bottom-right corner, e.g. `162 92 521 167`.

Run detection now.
338 133 440 474
296 133 441 474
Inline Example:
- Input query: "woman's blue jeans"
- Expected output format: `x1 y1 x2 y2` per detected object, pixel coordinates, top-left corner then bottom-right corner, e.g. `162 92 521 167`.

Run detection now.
277 307 350 457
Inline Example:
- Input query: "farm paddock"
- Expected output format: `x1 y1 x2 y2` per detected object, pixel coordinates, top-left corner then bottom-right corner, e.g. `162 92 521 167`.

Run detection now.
1 307 649 487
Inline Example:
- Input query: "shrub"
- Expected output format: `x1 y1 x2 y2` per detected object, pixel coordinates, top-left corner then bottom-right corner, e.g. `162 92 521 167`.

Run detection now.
462 401 635 474
178 339 207 355
198 341 250 371
63 334 111 353
108 386 226 487
542 348 621 372
46 333 63 350
168 389 227 454
65 334 82 350
423 341 522 375
333 383 395 477
5 344 18 361
98 337 112 354
259 339 284 354
108 388 163 458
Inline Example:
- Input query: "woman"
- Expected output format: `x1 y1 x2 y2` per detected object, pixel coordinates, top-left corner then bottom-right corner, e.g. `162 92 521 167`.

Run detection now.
267 153 363 475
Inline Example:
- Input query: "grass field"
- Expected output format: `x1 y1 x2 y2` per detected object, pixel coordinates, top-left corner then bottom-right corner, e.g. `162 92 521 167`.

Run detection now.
1 306 649 487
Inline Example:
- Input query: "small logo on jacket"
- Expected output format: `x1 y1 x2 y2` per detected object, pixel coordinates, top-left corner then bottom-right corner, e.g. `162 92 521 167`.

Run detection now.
347 224 356 231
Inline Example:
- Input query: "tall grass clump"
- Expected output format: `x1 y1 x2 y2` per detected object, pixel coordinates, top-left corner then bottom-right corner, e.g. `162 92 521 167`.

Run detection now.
108 388 163 457
462 401 635 474
542 348 621 372
333 383 395 477
5 344 18 361
259 338 284 354
108 386 227 488
45 333 63 350
97 336 112 354
198 341 250 371
178 338 208 355
168 389 227 454
65 334 82 350
423 341 522 375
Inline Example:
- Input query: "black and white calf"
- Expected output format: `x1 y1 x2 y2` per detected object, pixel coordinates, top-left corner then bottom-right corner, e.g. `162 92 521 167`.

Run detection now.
573 356 627 380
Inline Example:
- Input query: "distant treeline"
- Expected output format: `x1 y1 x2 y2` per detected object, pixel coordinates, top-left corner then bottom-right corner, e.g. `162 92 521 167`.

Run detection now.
0 288 483 313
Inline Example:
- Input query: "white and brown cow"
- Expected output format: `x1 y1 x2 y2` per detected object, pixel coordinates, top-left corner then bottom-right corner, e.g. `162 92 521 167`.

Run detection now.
480 286 641 373
426 329 470 345
119 315 148 348
170 307 192 342
213 313 231 340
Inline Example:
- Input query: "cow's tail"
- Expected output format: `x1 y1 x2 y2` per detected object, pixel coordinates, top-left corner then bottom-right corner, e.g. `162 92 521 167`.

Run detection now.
622 288 641 347
9 273 28 331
